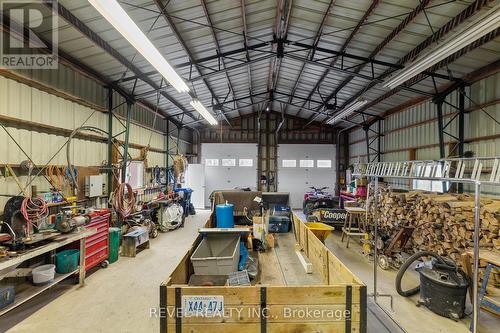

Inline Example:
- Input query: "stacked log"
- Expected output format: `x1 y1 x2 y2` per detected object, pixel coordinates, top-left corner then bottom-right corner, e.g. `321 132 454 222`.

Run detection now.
368 186 500 288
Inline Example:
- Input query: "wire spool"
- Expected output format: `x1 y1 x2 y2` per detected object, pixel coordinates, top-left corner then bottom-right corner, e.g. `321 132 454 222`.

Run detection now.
112 183 136 219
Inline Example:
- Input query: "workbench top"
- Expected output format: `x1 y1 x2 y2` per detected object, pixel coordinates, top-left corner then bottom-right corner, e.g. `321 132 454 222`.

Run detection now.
0 228 96 272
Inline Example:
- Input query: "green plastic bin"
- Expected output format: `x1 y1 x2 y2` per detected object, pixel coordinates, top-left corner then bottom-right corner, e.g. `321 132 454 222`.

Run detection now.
109 227 121 264
55 249 79 274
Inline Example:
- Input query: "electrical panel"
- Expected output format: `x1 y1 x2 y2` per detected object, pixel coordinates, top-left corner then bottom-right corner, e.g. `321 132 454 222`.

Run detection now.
85 175 103 197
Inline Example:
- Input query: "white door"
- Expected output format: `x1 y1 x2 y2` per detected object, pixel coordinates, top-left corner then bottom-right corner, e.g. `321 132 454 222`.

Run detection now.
202 143 258 207
278 144 336 209
185 164 205 209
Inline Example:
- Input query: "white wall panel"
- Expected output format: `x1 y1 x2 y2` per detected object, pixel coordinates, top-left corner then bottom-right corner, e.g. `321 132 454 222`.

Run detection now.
202 143 258 207
278 144 336 208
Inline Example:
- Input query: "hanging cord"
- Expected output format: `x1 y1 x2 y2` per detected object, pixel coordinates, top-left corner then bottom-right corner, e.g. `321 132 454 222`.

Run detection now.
146 84 162 149
66 126 108 192
15 101 100 196
112 183 136 219
46 165 65 191
21 196 48 234
20 160 34 189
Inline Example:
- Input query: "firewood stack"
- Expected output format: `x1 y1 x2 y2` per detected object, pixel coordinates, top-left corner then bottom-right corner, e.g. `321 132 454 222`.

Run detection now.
368 185 500 288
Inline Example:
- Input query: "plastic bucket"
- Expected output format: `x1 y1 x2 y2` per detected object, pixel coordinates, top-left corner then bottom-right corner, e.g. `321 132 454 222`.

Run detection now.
32 264 55 285
216 203 235 228
109 227 121 264
55 249 79 274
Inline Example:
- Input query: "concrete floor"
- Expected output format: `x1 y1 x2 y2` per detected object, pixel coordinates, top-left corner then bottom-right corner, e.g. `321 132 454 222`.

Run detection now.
2 210 210 333
323 230 500 333
2 209 498 333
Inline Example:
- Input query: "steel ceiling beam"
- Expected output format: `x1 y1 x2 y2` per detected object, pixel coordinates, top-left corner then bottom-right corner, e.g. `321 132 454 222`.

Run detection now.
286 42 457 81
358 27 500 124
282 0 336 115
183 98 330 126
285 53 434 97
295 0 381 118
54 3 197 123
198 90 382 120
152 0 230 125
10 5 184 129
307 0 432 125
342 0 494 124
200 0 243 117
266 0 293 111
130 49 436 102
241 0 256 114
119 54 273 86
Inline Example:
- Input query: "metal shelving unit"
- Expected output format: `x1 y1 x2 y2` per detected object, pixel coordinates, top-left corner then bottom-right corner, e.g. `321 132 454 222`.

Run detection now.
353 157 500 333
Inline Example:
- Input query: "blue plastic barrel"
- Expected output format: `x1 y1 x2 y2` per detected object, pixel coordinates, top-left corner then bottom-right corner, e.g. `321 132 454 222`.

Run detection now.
216 203 234 228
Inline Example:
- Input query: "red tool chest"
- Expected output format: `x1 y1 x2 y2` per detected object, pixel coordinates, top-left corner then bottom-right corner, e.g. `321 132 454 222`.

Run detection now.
84 209 110 271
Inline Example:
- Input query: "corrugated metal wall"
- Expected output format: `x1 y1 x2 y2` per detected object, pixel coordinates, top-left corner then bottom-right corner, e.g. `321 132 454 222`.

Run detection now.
347 72 500 194
0 65 192 208
14 64 106 109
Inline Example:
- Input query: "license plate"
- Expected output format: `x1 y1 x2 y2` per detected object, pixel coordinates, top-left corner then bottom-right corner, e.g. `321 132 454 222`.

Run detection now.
182 295 224 317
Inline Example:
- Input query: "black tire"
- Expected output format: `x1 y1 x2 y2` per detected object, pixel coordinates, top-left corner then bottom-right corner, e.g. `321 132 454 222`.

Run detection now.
306 215 319 222
304 201 314 215
395 251 446 297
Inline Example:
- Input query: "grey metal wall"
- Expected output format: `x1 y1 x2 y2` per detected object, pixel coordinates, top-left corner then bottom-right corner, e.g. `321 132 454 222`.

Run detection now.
0 63 193 209
347 72 500 194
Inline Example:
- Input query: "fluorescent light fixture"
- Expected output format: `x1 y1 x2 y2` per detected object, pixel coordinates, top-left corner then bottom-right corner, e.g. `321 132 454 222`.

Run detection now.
190 99 218 125
326 98 368 125
384 4 500 89
88 0 190 93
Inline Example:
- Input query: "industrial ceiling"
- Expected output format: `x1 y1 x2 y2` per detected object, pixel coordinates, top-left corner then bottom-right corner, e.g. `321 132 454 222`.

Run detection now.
9 0 500 129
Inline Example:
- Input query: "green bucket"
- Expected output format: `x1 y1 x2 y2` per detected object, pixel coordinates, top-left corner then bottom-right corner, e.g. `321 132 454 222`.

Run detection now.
55 249 79 274
109 227 121 264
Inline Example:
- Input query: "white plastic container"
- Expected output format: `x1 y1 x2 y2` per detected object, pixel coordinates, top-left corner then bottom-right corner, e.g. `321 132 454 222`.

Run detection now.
191 234 240 276
32 264 56 285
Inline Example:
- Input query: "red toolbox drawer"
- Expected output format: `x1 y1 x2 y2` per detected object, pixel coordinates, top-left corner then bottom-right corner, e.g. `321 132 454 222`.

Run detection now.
84 210 110 271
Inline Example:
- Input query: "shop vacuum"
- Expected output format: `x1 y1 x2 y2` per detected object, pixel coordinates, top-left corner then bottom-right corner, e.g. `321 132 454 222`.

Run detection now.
396 251 469 320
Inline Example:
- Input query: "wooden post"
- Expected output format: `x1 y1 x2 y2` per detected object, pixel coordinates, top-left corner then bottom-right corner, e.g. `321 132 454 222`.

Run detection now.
78 238 86 286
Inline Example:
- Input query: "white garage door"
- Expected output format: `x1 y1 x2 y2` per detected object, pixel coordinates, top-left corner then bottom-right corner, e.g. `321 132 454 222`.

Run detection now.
278 144 336 209
202 143 258 207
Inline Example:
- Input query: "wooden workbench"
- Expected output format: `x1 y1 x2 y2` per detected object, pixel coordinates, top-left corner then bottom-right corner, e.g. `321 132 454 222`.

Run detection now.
0 228 96 316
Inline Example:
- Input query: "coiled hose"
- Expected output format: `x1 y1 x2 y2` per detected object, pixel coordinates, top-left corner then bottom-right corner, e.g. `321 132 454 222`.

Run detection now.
395 251 450 297
21 196 49 234
112 183 136 219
